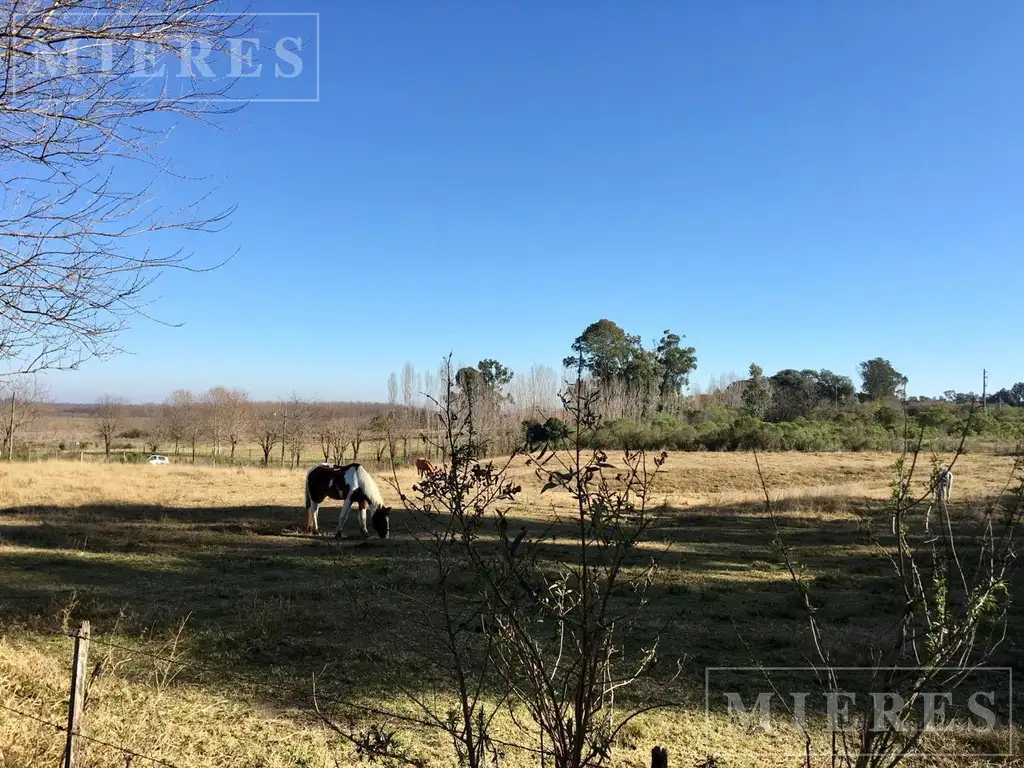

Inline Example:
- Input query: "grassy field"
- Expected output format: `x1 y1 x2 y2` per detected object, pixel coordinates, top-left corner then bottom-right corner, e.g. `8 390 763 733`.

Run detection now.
0 451 1021 767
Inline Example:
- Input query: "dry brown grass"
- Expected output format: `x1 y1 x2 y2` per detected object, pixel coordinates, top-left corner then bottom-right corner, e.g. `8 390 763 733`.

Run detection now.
0 452 1021 767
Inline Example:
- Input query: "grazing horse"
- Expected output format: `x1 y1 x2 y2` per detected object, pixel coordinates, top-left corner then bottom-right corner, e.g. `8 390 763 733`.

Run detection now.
415 457 437 477
304 463 391 539
935 466 953 503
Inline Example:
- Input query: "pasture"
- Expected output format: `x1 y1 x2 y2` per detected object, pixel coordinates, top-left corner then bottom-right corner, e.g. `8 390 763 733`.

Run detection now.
0 451 1021 767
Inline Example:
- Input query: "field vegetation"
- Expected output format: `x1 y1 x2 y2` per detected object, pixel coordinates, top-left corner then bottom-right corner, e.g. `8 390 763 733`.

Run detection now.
1 377 1022 767
4 318 1024 469
3 4 1021 767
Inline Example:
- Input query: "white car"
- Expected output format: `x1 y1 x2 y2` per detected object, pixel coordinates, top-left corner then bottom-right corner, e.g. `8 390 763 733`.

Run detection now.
147 455 169 465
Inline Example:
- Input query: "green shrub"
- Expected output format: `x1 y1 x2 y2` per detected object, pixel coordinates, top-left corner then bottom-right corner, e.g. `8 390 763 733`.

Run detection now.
581 401 1014 453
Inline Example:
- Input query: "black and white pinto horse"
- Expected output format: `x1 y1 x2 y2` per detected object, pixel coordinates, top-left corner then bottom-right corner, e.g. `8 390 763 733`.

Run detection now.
304 463 391 539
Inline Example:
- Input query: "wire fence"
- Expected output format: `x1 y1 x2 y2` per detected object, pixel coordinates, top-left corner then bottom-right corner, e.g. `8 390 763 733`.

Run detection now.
0 623 377 768
0 699 181 768
0 622 586 768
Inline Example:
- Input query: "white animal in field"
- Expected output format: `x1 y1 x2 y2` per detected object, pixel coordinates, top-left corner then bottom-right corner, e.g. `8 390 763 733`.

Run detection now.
935 466 953 503
924 466 953 534
893 466 954 536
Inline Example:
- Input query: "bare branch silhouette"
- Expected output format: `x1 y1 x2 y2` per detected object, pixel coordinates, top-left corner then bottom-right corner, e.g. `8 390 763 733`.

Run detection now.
0 1 253 376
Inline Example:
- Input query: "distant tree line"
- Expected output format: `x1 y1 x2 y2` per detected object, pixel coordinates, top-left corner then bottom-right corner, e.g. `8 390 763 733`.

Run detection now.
89 387 443 467
555 319 1022 453
79 359 562 465
943 382 1024 407
6 316 1016 461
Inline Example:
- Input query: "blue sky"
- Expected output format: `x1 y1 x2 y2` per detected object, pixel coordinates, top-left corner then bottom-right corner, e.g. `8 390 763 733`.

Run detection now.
40 0 1024 403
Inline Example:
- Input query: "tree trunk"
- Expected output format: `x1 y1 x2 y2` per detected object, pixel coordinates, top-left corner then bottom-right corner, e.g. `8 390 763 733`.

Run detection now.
7 391 15 461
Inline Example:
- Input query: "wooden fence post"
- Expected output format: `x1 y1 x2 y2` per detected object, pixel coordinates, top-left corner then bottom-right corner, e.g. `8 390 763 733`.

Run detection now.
64 620 90 768
651 745 668 768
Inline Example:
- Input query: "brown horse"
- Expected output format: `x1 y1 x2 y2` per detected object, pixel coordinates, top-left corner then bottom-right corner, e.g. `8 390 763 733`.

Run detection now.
415 457 437 477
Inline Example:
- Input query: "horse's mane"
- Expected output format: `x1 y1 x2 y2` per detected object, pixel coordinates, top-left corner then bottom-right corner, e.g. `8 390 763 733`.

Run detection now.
352 464 385 509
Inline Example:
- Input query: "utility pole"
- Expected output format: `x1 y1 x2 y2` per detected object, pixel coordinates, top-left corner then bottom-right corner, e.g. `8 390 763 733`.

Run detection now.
982 368 988 412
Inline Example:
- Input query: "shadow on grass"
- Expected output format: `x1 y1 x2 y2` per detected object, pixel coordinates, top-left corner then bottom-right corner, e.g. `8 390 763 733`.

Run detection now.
0 494 1021 722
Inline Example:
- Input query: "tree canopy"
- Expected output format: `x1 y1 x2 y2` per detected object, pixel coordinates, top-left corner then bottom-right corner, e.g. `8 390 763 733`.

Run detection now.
456 360 515 412
986 382 1024 407
859 358 908 401
655 330 697 399
814 370 856 406
477 359 513 391
563 319 639 385
564 319 697 413
741 363 773 419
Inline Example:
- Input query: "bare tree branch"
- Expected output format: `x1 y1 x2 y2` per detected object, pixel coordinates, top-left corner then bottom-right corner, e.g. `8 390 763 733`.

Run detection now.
0 1 252 376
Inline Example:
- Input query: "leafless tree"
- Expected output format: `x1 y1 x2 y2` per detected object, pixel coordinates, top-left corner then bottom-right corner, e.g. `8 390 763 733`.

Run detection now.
0 376 49 460
93 394 127 457
225 388 250 462
401 362 417 408
329 419 353 465
197 385 247 459
314 404 350 465
421 368 439 459
511 363 560 416
201 386 231 458
422 370 436 407
158 391 186 456
400 361 420 460
0 1 251 378
284 393 314 468
313 402 331 462
251 404 280 467
349 421 364 463
165 388 202 462
388 372 399 406
691 371 742 410
370 411 395 464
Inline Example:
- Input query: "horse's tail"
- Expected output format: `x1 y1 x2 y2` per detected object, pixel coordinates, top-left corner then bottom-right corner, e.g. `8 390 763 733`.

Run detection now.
304 464 319 509
353 464 385 509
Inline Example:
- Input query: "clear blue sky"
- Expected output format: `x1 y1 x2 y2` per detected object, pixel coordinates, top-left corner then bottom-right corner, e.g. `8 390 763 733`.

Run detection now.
41 0 1024 403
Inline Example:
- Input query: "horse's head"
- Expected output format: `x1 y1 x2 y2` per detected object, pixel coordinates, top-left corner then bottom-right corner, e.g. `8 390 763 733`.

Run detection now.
371 506 391 539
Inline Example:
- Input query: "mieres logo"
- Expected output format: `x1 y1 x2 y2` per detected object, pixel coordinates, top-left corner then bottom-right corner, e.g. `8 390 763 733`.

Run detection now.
705 666 1013 759
10 10 320 103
